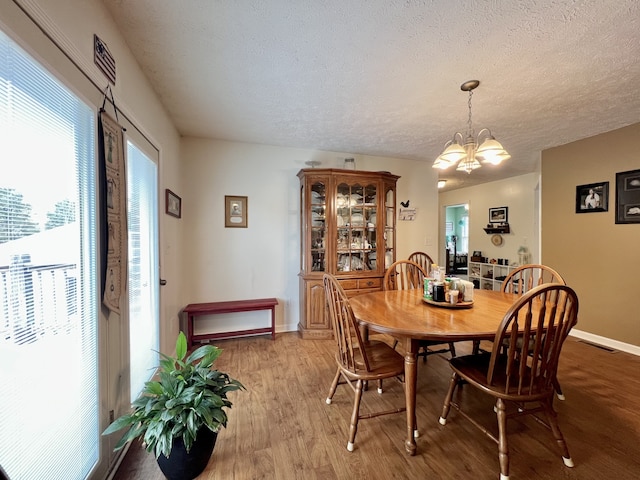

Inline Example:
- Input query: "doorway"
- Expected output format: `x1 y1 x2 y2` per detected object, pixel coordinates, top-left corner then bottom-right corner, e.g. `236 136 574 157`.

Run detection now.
444 204 469 277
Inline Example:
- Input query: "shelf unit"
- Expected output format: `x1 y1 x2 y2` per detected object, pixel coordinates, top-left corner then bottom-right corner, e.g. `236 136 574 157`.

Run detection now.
483 224 510 234
468 261 516 291
298 168 399 339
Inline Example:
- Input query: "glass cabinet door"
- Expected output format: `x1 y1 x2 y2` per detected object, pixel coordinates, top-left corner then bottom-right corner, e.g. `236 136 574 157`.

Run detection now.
384 185 396 269
310 181 326 272
298 168 398 339
336 182 377 273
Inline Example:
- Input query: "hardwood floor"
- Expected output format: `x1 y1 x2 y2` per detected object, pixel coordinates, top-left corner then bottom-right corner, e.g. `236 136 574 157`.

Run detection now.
112 333 640 479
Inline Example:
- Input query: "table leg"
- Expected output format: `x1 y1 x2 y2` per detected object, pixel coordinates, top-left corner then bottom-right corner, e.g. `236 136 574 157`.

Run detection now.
403 337 418 455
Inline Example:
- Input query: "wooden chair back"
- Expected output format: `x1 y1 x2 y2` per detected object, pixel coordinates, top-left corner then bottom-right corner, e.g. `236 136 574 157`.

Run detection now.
323 273 406 452
383 260 426 291
384 259 454 360
323 273 371 374
501 264 565 295
487 283 579 397
408 251 434 277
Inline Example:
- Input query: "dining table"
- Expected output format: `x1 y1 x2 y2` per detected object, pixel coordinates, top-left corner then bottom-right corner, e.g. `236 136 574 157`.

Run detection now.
348 287 520 456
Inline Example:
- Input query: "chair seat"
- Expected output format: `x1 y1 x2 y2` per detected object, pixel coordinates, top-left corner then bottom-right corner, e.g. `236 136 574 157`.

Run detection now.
450 353 551 402
324 273 407 452
439 284 578 479
344 340 405 379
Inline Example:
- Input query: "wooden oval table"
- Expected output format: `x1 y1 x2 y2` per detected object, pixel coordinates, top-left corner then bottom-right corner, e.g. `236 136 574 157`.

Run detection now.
349 288 520 456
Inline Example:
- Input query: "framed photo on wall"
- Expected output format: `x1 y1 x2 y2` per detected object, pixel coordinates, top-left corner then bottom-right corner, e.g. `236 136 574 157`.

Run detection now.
615 169 640 224
489 206 508 224
225 195 248 228
575 181 608 213
165 189 182 218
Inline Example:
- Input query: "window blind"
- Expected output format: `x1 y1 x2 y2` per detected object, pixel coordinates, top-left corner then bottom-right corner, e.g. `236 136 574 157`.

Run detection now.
126 140 159 402
0 29 98 480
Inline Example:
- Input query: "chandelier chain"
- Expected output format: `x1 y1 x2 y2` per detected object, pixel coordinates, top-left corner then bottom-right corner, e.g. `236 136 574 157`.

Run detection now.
467 89 474 138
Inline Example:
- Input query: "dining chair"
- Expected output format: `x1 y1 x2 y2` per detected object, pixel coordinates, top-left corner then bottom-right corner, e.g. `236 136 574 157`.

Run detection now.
323 273 407 452
408 251 435 277
500 264 567 400
472 263 567 393
502 264 565 296
383 259 425 291
384 260 456 362
438 283 579 480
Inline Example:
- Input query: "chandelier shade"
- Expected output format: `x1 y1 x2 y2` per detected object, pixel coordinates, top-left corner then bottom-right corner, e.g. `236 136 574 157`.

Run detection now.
433 80 509 174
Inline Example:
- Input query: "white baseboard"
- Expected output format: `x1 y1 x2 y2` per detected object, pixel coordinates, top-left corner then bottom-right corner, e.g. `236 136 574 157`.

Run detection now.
277 322 299 334
105 441 131 480
570 329 640 356
276 325 640 357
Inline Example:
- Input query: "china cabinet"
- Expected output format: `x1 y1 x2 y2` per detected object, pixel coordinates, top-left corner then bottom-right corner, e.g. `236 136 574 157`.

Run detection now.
298 168 400 339
468 261 516 291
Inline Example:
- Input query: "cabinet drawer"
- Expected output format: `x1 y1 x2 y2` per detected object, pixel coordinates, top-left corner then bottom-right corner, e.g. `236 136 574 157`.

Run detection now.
358 278 381 289
345 287 380 298
339 279 359 290
340 278 381 291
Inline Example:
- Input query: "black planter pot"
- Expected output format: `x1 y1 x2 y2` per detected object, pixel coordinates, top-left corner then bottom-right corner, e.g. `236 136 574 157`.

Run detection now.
156 428 218 480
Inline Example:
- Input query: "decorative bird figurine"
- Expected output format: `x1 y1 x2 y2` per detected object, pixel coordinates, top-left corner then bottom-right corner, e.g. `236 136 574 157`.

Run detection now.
400 200 410 208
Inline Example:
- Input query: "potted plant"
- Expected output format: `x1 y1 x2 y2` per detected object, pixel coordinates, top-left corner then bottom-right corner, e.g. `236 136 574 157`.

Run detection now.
103 331 244 480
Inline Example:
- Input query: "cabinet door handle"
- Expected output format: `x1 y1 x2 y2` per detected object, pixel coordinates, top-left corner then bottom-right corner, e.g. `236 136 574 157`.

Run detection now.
365 281 374 286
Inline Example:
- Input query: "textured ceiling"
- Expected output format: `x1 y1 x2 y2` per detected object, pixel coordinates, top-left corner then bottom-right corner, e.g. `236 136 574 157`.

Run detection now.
101 0 640 191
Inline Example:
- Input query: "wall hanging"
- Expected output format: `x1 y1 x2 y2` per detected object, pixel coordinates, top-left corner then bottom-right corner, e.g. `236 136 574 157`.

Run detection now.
575 181 608 213
615 169 640 224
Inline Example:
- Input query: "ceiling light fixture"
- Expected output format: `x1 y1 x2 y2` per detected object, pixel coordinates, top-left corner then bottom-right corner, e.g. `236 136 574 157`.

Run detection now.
437 180 447 189
433 80 510 174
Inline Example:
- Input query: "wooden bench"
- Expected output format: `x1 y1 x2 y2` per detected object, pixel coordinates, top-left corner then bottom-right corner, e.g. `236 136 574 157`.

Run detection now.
183 298 278 347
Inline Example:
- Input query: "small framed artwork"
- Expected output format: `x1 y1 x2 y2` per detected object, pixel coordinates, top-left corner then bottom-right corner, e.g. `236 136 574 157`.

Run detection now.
615 169 640 224
225 195 248 228
575 181 608 213
489 206 508 224
165 189 182 218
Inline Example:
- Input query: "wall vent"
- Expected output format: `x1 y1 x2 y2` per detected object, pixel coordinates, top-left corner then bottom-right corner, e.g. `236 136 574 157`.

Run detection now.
577 339 617 353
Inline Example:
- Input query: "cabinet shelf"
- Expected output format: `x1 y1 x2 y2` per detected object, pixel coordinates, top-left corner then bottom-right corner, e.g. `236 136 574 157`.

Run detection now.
468 261 515 291
298 168 400 339
483 224 510 234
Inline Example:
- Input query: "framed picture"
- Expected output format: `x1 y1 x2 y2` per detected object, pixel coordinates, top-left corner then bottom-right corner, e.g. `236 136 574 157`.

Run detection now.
225 195 248 228
575 181 608 213
615 169 640 224
489 206 508 224
165 189 181 218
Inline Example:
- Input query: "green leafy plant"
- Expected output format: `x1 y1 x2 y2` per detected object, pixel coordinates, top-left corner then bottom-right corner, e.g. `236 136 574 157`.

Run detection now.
103 331 244 458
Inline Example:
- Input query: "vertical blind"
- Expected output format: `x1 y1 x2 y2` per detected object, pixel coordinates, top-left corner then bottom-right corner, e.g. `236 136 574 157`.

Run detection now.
0 28 98 479
127 140 159 402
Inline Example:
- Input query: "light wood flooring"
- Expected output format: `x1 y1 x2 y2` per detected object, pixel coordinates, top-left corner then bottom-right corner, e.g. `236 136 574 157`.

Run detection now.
112 332 640 479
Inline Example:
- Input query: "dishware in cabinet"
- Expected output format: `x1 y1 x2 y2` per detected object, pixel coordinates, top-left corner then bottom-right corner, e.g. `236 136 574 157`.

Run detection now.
298 168 399 339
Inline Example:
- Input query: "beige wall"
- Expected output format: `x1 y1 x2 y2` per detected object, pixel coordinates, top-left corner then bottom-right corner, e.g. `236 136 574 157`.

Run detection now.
180 138 439 333
441 145 640 354
542 122 640 349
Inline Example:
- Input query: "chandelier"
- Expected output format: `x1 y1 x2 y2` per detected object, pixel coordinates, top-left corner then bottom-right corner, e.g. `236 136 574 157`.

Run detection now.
432 80 510 174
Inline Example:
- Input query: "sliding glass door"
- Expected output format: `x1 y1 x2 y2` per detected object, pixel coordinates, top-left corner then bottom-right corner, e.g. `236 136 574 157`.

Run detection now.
127 141 159 401
0 28 99 479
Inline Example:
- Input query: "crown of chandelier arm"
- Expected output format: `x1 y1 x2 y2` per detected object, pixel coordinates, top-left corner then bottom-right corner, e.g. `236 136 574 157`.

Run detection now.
433 80 510 174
